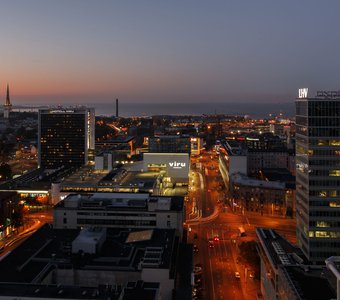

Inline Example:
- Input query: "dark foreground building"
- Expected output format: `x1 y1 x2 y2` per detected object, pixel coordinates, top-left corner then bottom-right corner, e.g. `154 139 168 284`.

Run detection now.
0 224 192 300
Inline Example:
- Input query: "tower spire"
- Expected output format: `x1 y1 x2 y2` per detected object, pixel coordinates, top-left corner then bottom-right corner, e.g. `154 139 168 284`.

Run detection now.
3 83 12 119
5 83 11 107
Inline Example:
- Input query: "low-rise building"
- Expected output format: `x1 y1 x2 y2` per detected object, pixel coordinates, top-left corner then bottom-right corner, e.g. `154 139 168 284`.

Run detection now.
230 173 287 215
53 192 185 237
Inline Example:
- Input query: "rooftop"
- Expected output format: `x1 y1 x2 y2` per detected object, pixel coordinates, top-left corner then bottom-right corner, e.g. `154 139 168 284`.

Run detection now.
0 224 177 284
256 228 308 268
280 266 336 300
231 173 286 190
261 168 296 188
55 192 184 212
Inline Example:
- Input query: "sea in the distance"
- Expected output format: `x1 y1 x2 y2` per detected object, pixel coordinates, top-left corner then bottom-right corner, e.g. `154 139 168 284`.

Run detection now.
14 102 294 119
88 102 294 118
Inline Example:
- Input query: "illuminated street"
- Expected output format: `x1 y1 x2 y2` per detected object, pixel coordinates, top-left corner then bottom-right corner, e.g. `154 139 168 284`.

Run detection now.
187 151 296 300
0 210 53 257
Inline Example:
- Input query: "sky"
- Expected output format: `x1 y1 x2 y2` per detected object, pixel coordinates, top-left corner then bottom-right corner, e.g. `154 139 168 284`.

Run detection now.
1 0 340 105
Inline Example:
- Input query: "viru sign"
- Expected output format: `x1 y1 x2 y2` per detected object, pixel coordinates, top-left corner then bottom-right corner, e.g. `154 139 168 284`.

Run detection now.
169 161 186 169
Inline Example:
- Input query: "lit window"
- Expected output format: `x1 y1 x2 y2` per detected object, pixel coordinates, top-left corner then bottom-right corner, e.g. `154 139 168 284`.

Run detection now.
329 170 340 177
317 140 328 146
319 191 327 197
316 221 329 228
315 231 329 238
330 140 340 146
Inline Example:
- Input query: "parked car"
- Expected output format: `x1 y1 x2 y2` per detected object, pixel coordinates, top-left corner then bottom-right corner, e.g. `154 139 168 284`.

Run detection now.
194 266 202 274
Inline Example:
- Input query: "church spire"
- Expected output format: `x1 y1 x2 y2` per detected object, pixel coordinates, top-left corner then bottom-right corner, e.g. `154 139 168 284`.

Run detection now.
5 84 11 107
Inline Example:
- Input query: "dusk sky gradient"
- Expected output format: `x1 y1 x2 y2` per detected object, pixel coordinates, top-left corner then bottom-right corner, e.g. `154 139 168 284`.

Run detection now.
1 1 340 105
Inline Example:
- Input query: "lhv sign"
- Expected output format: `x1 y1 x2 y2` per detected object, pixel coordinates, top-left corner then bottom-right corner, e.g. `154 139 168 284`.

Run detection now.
298 88 308 99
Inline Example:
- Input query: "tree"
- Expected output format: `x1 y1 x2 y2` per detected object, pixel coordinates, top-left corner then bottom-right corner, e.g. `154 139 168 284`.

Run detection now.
239 241 258 264
0 164 12 181
11 209 24 228
238 241 260 277
286 206 293 218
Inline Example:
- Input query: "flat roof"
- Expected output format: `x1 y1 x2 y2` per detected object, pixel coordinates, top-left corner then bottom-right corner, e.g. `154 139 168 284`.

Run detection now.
98 136 135 143
56 192 183 212
231 173 285 190
0 283 118 299
256 228 308 268
0 225 177 285
281 266 336 300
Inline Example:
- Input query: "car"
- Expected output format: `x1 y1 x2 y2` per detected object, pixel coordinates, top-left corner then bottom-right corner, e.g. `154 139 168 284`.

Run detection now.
194 266 202 274
249 272 255 279
192 288 203 299
194 275 202 284
208 241 214 248
235 271 240 279
193 244 199 253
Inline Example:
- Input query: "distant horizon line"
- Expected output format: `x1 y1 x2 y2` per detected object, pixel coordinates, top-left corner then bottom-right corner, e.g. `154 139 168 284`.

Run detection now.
9 100 295 106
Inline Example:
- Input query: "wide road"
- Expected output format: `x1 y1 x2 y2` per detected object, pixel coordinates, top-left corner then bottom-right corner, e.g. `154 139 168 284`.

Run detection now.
187 150 296 300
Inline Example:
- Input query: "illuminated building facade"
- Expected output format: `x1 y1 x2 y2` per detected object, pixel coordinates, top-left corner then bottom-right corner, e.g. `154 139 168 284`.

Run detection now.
143 152 189 184
53 192 184 237
38 107 95 168
190 137 203 156
296 89 340 262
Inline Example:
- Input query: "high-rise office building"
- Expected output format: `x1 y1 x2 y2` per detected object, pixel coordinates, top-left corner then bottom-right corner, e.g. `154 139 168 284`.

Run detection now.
296 89 340 263
38 107 95 168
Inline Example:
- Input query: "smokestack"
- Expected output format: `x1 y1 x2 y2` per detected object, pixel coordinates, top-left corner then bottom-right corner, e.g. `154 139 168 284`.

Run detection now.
116 98 119 118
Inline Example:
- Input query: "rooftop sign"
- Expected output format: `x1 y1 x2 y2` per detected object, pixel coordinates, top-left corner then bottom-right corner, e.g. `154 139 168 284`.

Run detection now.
49 109 75 113
298 88 308 99
169 161 186 169
316 91 340 99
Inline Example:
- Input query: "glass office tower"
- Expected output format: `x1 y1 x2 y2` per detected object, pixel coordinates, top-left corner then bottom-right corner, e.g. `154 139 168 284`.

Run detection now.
296 89 340 263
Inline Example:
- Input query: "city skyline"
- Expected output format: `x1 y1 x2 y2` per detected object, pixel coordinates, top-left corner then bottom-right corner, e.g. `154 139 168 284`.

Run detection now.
1 1 340 105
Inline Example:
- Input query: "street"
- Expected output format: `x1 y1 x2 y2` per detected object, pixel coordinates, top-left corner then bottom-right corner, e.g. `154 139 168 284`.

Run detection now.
0 210 53 257
187 151 296 300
